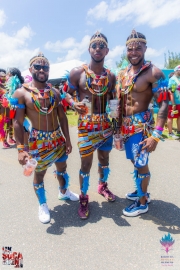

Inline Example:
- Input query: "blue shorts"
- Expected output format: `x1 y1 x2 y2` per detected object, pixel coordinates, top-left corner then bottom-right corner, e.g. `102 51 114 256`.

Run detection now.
56 153 68 163
98 136 113 151
124 132 149 167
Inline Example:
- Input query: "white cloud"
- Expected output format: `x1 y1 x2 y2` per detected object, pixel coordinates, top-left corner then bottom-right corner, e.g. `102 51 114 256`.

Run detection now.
45 35 91 62
105 45 125 68
45 38 77 52
145 47 166 58
0 10 6 28
87 0 180 28
0 25 38 70
88 2 108 20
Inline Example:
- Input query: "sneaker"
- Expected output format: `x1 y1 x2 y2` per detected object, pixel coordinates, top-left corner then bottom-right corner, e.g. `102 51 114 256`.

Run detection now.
78 195 89 219
58 188 79 201
3 141 11 149
38 203 50 223
123 200 148 217
8 138 16 144
126 190 151 203
168 132 179 139
98 182 115 202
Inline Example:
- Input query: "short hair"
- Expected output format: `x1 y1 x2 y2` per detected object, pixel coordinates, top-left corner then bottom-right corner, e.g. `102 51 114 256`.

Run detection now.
0 68 6 74
7 67 24 84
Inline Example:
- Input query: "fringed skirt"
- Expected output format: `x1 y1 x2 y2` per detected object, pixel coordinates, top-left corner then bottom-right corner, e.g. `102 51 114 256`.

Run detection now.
78 114 113 158
28 127 66 172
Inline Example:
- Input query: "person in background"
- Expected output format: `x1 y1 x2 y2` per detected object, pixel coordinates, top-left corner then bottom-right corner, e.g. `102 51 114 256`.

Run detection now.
167 66 180 139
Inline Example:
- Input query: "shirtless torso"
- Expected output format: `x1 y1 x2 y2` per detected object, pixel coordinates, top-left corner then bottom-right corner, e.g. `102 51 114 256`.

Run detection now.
67 65 116 114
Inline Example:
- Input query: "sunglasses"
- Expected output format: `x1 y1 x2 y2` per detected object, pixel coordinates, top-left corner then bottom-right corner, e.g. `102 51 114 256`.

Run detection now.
90 42 107 50
33 64 49 72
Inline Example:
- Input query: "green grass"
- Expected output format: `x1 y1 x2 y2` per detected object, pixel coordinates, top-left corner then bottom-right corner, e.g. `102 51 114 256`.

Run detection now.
154 113 178 140
66 110 78 126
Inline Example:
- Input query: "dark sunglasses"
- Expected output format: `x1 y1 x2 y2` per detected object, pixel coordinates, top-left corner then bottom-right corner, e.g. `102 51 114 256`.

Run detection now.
90 42 107 50
33 64 49 72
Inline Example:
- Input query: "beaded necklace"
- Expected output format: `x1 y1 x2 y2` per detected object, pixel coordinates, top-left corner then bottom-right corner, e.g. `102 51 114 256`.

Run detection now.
83 65 110 96
120 61 151 95
24 83 55 115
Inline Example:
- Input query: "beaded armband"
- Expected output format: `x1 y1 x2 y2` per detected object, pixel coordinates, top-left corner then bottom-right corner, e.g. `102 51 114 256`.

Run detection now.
152 79 170 103
67 79 78 90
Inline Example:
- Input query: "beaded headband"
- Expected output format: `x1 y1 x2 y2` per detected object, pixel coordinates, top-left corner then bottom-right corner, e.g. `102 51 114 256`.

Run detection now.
89 31 108 47
29 52 49 66
126 29 147 46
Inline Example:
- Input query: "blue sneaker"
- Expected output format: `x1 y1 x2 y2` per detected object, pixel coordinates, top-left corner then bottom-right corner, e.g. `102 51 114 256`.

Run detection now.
123 200 148 217
125 190 151 203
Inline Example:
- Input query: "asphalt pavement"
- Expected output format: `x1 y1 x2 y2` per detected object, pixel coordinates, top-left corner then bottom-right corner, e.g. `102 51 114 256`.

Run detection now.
1 126 180 270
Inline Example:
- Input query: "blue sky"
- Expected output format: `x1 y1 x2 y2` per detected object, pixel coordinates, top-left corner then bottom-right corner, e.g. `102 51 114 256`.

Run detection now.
0 0 180 72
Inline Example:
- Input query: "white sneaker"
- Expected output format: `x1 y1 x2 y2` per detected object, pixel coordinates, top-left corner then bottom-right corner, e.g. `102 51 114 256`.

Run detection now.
38 203 50 224
58 188 79 201
169 133 179 139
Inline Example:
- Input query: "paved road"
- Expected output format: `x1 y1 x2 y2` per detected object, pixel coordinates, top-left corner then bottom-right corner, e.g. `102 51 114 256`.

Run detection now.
1 127 180 269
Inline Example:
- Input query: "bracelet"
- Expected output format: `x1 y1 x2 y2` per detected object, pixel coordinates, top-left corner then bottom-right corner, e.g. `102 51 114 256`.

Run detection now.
153 129 162 136
152 131 161 138
155 126 164 132
69 101 75 108
151 136 160 143
17 144 24 153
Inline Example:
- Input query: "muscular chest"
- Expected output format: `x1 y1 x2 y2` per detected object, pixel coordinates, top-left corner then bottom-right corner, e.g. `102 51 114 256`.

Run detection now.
78 72 112 99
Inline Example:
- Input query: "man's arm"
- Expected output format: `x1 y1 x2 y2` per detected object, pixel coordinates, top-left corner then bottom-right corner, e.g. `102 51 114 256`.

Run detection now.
13 88 26 145
65 67 86 114
152 67 168 127
56 91 72 154
141 66 168 152
12 88 29 164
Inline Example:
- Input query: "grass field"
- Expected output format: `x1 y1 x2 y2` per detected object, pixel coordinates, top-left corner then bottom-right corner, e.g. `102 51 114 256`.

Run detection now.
66 110 179 140
66 110 78 126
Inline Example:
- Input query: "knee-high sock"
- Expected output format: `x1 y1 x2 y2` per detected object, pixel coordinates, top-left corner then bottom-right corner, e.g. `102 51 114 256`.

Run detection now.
80 170 90 195
54 170 69 190
33 182 46 205
98 163 110 182
135 172 151 198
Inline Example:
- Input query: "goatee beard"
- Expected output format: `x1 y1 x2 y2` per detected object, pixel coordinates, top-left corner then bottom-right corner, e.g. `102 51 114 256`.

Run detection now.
91 56 105 63
32 73 48 83
129 58 144 66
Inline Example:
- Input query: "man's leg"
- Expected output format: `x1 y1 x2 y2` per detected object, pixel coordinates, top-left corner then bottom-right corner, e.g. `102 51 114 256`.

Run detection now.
55 160 78 201
8 120 16 144
126 161 151 203
33 170 50 224
97 149 115 201
167 116 178 139
78 154 93 219
123 164 150 217
176 116 180 136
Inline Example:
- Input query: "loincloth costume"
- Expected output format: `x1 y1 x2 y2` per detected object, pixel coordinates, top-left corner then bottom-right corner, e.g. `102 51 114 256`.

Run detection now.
78 113 113 158
29 127 67 172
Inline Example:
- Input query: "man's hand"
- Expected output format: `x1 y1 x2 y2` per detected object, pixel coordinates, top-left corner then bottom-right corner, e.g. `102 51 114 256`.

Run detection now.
74 102 87 115
18 151 30 165
140 137 158 152
65 139 72 155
